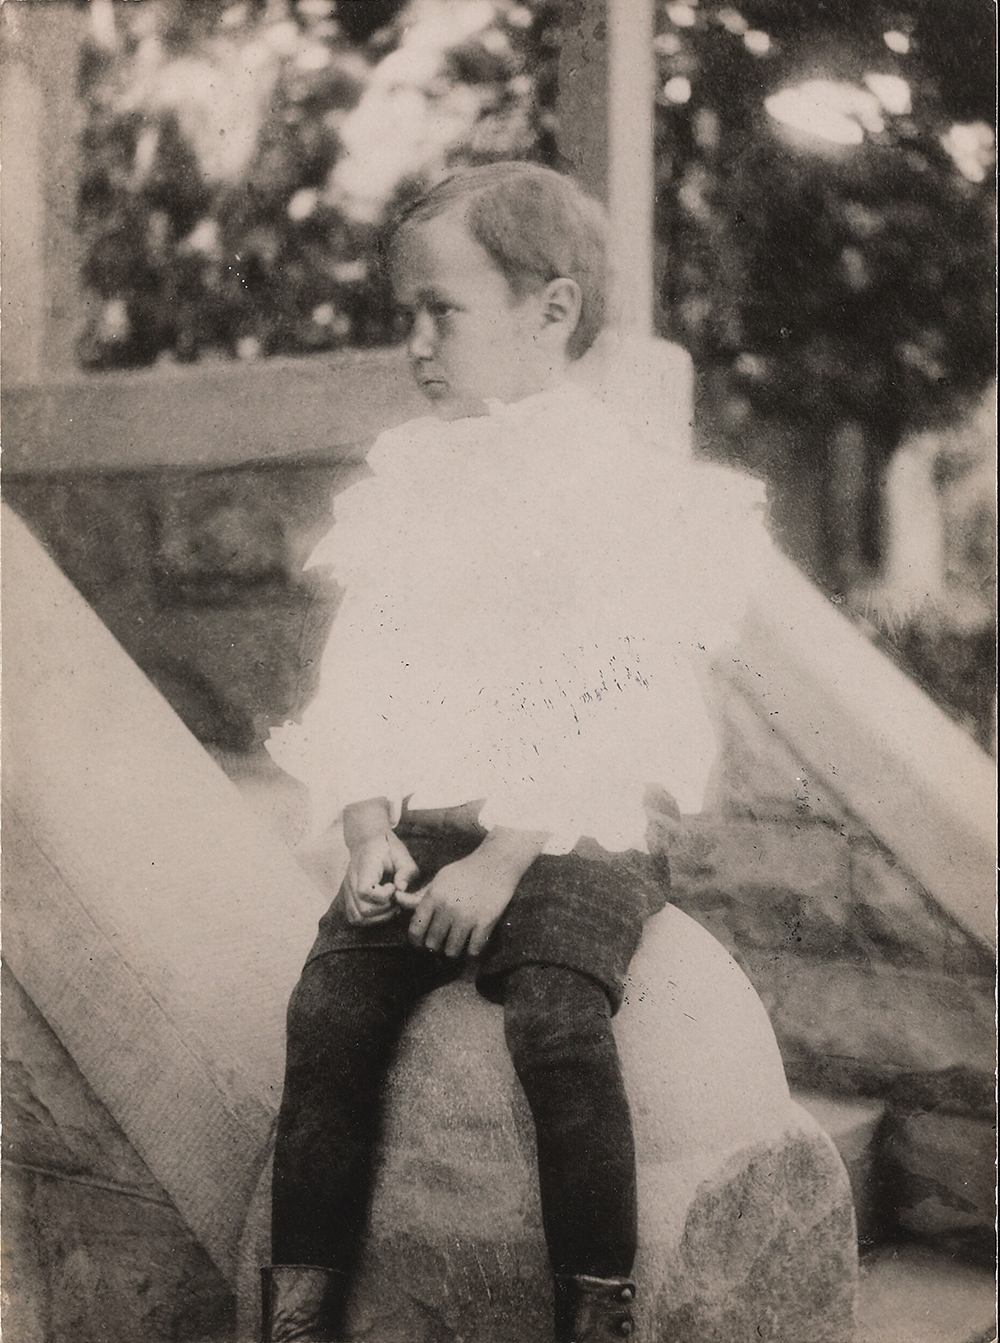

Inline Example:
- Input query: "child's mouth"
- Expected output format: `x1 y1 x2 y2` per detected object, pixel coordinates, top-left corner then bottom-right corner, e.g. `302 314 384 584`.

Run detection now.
419 378 448 398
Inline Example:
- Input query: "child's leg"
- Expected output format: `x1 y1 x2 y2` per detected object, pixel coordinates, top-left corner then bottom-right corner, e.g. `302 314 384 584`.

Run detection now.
271 948 430 1272
500 963 637 1278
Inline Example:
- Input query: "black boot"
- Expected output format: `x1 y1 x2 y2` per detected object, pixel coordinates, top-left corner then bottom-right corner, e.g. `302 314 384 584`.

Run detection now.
554 1273 636 1340
260 1265 348 1342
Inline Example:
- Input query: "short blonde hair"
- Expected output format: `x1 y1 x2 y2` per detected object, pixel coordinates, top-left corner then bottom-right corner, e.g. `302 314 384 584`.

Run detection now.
390 162 608 360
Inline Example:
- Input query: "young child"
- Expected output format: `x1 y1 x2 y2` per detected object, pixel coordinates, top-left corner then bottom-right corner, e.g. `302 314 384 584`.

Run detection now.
263 162 771 1342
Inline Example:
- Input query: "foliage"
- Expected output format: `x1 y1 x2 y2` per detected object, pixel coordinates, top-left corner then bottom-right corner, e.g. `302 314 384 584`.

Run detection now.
653 0 996 454
79 0 994 449
650 0 996 746
77 0 559 368
880 384 997 753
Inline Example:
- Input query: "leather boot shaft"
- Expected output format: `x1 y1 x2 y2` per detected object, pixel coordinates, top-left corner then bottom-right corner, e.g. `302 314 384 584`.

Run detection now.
260 1265 348 1342
554 1273 636 1340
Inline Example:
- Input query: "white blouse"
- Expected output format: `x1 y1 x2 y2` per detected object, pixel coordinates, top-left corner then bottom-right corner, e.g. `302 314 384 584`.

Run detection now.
267 382 775 852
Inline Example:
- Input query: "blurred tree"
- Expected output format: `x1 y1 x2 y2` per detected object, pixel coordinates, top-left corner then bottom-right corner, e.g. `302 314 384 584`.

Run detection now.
652 0 995 581
77 0 560 368
650 0 995 745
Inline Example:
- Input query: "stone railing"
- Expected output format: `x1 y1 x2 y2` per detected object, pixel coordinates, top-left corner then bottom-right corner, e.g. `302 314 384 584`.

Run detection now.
721 550 996 952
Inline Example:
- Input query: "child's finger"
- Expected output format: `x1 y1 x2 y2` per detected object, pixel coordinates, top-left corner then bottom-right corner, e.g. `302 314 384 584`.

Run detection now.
443 919 471 959
346 883 397 925
342 885 364 925
358 903 398 925
394 883 425 910
467 920 495 958
357 885 394 913
359 864 395 898
393 851 420 891
407 891 437 945
421 906 452 954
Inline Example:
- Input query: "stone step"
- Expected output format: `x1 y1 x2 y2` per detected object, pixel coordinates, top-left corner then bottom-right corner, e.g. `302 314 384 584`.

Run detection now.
856 1244 996 1343
882 1107 996 1266
794 1090 889 1250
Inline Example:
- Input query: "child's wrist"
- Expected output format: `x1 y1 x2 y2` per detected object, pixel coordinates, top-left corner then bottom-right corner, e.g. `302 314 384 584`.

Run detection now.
343 797 393 851
479 825 549 883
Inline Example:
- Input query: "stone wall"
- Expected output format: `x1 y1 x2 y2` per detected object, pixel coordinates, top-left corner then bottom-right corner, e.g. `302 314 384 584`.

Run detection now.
6 458 352 749
647 806 995 1264
655 815 994 1109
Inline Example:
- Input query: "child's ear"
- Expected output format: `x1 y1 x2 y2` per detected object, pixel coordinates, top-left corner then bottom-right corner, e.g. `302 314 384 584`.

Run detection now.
540 277 582 344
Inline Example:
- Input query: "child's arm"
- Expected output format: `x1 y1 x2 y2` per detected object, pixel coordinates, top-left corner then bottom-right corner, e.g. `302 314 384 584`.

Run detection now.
341 797 419 925
397 825 549 958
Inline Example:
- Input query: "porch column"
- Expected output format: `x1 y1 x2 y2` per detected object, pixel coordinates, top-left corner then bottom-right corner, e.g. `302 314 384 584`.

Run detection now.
0 1 89 385
557 0 656 336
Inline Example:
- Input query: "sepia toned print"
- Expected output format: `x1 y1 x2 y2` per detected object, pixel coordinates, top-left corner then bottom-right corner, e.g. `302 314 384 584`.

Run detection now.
2 2 995 1341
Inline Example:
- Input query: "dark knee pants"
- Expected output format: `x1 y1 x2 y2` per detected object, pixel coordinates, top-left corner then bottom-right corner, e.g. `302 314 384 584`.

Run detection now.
271 949 638 1279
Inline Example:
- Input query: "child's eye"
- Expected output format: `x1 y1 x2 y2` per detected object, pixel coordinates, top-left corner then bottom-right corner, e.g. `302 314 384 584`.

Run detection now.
393 300 457 340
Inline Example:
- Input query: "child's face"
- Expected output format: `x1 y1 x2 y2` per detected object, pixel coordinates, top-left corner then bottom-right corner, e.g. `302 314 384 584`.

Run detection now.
390 212 548 420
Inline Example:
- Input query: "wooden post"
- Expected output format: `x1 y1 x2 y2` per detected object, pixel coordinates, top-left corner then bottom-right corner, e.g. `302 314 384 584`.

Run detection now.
606 0 655 336
556 0 611 202
1 2 89 385
558 0 656 335
558 0 691 450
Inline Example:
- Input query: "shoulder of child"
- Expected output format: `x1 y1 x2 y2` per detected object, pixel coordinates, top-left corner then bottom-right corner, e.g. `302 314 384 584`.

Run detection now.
366 414 442 466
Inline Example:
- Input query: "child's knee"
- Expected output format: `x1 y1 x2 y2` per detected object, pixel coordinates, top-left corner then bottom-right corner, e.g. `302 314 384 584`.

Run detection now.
287 963 330 1032
502 964 613 1073
284 958 353 1056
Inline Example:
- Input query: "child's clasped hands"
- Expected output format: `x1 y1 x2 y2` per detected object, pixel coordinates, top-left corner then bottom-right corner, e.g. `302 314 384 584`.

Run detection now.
342 825 523 959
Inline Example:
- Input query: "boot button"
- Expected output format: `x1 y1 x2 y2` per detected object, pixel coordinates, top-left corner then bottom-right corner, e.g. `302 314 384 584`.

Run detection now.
617 1321 633 1336
619 1286 634 1302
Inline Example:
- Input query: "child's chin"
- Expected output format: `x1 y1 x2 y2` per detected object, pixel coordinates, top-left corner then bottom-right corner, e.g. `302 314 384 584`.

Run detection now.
431 396 488 422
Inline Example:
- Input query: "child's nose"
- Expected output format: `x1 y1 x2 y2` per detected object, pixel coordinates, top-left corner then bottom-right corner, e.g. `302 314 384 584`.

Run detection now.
407 310 436 361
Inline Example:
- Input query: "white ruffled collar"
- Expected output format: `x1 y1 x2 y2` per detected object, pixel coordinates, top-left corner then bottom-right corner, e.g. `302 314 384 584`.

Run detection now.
369 380 594 474
483 378 580 422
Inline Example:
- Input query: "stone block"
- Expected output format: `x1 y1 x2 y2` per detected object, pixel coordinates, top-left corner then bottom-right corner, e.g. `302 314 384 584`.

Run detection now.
855 1244 997 1343
1 970 234 1343
795 1091 889 1250
237 906 857 1342
885 1112 997 1264
756 957 995 1109
657 815 991 982
883 1064 996 1118
2 968 163 1196
6 458 355 748
149 462 349 603
5 475 155 603
702 679 848 823
153 479 289 600
2 1165 234 1343
658 817 856 961
145 586 337 748
848 834 993 978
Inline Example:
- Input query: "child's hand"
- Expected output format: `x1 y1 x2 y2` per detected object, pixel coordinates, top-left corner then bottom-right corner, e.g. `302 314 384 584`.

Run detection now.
342 831 419 926
397 821 549 958
397 846 520 957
